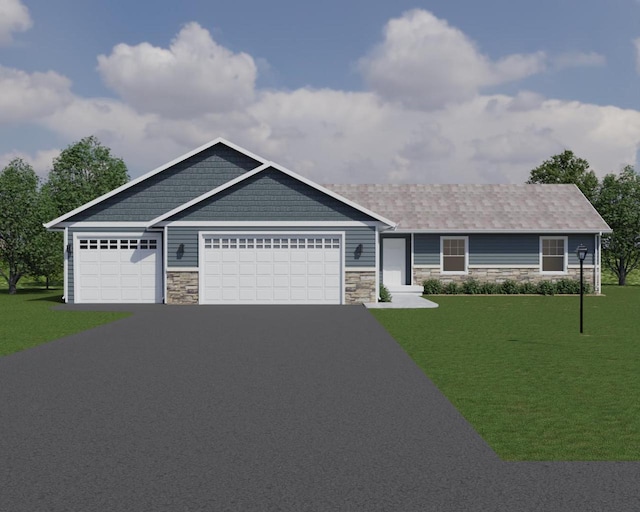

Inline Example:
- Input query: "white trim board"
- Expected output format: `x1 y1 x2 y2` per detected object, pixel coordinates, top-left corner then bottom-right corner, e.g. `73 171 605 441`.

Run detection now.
162 221 382 227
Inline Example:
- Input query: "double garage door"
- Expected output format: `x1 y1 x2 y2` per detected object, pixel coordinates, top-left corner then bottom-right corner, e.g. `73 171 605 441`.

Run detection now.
74 234 162 303
200 234 343 304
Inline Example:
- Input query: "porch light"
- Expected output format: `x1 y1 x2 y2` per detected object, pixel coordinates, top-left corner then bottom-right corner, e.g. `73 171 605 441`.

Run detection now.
66 243 73 255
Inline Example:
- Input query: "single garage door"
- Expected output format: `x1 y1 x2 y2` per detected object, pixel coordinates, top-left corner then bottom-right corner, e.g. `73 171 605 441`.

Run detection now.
75 235 162 303
200 234 342 304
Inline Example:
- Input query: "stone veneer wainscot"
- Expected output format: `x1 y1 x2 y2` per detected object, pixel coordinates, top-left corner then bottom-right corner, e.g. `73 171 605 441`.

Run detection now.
345 270 376 304
413 267 596 290
166 271 199 304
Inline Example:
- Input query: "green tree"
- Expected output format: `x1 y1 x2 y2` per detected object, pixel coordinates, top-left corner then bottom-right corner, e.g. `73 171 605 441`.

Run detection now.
46 135 129 217
527 150 599 202
596 166 640 286
0 159 42 294
29 184 63 289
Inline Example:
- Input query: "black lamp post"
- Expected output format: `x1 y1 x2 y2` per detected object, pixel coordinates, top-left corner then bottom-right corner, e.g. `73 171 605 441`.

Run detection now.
576 244 588 334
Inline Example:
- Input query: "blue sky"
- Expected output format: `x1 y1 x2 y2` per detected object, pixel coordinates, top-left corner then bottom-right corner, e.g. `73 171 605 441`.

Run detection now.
1 0 639 184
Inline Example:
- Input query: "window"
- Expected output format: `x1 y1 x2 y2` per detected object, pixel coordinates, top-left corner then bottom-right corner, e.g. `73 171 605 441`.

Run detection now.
441 237 467 273
540 237 567 273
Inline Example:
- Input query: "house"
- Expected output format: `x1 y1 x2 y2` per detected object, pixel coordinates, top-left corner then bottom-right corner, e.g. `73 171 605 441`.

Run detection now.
45 138 611 305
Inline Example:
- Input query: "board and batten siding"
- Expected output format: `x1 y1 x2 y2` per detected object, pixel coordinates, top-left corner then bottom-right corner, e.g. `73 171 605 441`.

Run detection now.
66 227 162 303
413 233 597 267
167 170 375 223
66 145 261 223
167 226 376 268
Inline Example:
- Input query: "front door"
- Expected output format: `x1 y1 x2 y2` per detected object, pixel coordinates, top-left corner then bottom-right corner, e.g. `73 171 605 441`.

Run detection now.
382 238 406 287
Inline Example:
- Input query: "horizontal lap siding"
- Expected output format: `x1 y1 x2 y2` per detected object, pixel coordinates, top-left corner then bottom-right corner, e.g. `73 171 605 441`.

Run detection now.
67 227 162 303
167 226 376 268
469 234 539 266
168 170 374 222
67 145 261 222
414 233 597 267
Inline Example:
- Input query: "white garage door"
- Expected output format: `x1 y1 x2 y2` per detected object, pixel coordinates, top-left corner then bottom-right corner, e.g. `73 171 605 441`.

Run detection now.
201 235 342 304
75 235 162 303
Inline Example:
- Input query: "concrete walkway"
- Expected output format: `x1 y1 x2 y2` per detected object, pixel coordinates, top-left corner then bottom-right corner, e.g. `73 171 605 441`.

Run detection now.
365 293 439 308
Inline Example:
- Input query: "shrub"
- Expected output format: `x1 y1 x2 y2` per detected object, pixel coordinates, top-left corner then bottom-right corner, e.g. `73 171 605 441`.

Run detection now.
554 278 580 294
479 282 500 294
443 281 460 295
537 280 555 296
462 278 482 295
423 279 443 295
518 282 537 294
501 279 519 295
379 284 392 302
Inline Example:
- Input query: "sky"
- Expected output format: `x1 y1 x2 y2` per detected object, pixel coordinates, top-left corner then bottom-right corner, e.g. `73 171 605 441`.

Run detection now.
1 0 640 185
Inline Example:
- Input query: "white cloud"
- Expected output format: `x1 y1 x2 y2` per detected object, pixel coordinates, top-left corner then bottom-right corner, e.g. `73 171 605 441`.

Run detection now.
0 65 73 123
2 13 639 188
552 51 606 70
0 148 60 177
0 0 31 45
634 38 640 73
359 9 546 110
97 22 257 119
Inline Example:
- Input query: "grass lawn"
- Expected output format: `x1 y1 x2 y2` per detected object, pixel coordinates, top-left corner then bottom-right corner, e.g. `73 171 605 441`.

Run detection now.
371 285 640 461
0 288 130 357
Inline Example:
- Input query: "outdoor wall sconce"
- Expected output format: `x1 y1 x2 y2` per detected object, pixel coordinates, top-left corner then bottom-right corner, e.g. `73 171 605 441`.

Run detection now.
66 243 73 255
354 243 363 259
176 243 185 259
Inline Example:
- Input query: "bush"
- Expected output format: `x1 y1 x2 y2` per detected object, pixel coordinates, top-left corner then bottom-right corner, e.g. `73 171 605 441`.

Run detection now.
479 282 501 294
501 279 519 295
423 279 443 295
518 282 537 294
443 281 460 295
379 284 392 302
462 278 482 295
554 278 580 294
537 280 555 296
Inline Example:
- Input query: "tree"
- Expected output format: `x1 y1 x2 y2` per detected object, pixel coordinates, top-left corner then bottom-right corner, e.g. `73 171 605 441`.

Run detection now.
0 159 42 294
46 135 129 217
28 184 63 289
596 166 640 286
527 150 599 202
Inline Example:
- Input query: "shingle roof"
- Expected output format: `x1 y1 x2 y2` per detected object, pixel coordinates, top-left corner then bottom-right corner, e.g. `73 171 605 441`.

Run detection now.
323 184 611 233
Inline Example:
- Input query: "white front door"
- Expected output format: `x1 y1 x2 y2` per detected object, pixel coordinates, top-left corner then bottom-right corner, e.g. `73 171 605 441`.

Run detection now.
382 238 406 287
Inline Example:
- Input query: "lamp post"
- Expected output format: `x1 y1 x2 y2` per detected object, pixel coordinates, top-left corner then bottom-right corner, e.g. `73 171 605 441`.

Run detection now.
576 244 588 334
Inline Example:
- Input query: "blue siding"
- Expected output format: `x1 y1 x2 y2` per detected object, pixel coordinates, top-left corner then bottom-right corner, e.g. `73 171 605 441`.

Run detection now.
167 226 376 268
469 234 539 265
67 227 162 303
413 234 440 265
568 235 595 265
168 169 375 222
66 144 261 222
413 233 596 267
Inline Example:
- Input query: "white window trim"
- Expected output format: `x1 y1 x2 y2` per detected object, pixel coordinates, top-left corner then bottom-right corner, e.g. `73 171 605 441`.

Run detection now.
539 236 568 274
440 236 468 274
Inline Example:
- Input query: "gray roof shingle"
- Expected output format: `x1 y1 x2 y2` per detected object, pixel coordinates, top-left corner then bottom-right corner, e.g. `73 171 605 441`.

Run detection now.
324 184 611 233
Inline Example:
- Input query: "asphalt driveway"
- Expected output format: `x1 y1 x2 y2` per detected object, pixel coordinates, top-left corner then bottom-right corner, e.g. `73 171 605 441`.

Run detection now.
1 305 639 511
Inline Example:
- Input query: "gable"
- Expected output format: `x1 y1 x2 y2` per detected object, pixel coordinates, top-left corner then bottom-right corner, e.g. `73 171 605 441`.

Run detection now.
63 143 262 223
164 169 379 223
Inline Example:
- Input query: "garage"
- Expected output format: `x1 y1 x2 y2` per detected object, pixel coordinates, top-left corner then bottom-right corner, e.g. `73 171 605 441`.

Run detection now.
200 234 343 304
74 234 162 303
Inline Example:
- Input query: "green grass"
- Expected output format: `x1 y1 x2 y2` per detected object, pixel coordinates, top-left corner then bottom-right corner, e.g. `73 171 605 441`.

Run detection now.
0 288 130 357
370 285 640 461
602 268 640 285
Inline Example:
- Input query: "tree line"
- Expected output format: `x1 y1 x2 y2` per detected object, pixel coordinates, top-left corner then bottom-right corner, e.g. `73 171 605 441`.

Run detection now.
527 150 640 285
0 136 129 294
2 140 639 294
